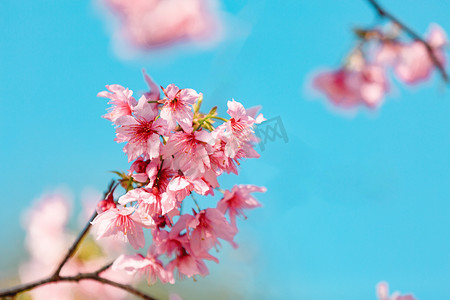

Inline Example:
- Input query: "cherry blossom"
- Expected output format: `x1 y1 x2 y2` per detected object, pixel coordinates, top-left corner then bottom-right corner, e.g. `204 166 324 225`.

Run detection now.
213 99 265 158
128 157 150 183
163 129 215 178
160 84 200 132
115 95 167 162
217 185 266 227
376 282 416 300
381 24 447 84
112 253 173 285
166 175 209 203
167 249 209 279
313 63 388 109
312 20 447 111
186 208 238 255
98 84 137 122
91 207 146 250
102 0 221 50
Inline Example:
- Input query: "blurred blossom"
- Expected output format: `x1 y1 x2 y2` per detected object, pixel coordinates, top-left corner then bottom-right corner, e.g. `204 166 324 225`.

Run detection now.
313 64 388 109
376 282 417 300
100 0 222 52
169 292 183 300
312 23 447 111
19 191 134 300
377 24 447 84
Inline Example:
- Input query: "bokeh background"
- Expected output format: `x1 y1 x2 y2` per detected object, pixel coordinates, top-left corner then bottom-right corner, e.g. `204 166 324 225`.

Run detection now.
1 0 449 299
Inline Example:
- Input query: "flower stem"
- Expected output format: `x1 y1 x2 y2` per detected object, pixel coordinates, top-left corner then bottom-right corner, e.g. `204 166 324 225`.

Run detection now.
210 116 229 122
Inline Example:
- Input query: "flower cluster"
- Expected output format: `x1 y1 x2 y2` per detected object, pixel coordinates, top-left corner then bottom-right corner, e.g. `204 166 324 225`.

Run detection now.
94 71 266 284
102 0 221 49
313 23 447 109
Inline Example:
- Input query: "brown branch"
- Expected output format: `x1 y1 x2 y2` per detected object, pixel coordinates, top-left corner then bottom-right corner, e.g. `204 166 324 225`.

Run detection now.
52 209 98 277
0 263 157 300
366 0 449 82
0 180 159 300
52 180 117 277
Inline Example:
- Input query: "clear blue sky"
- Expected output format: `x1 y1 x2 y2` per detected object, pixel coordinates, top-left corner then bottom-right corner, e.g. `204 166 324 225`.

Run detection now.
0 0 449 299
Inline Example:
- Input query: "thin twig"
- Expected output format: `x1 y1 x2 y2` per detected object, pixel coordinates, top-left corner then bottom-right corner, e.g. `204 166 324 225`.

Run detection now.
52 209 98 277
366 0 448 82
0 263 157 300
53 181 117 276
0 180 160 300
83 276 156 300
95 261 114 275
190 193 201 212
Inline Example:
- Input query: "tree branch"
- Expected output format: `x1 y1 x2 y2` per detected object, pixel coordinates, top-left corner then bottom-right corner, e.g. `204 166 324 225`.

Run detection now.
0 263 157 300
52 180 117 277
0 180 159 300
52 209 98 277
366 0 448 82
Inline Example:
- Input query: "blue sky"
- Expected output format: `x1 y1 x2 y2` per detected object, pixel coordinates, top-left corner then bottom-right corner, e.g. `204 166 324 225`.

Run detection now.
0 0 449 299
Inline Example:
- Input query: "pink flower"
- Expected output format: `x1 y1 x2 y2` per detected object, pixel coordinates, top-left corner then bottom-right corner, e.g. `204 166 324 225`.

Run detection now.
103 0 221 49
213 100 265 159
91 207 145 250
169 293 183 300
119 188 160 218
163 130 215 178
209 138 259 175
202 169 220 192
151 221 210 279
128 157 151 183
157 217 210 279
21 192 71 266
376 282 416 300
146 157 176 192
97 183 118 213
187 208 238 255
119 186 176 219
166 250 209 279
377 24 447 84
152 225 190 257
217 185 266 227
160 84 200 132
96 194 117 214
115 95 167 162
166 175 210 203
313 69 361 107
154 216 216 262
98 84 137 122
142 69 160 102
313 64 388 109
395 25 446 84
112 253 173 284
360 65 389 107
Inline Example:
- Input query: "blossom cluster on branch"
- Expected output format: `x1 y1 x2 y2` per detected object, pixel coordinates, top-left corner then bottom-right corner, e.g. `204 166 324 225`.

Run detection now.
313 22 447 109
94 71 266 284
